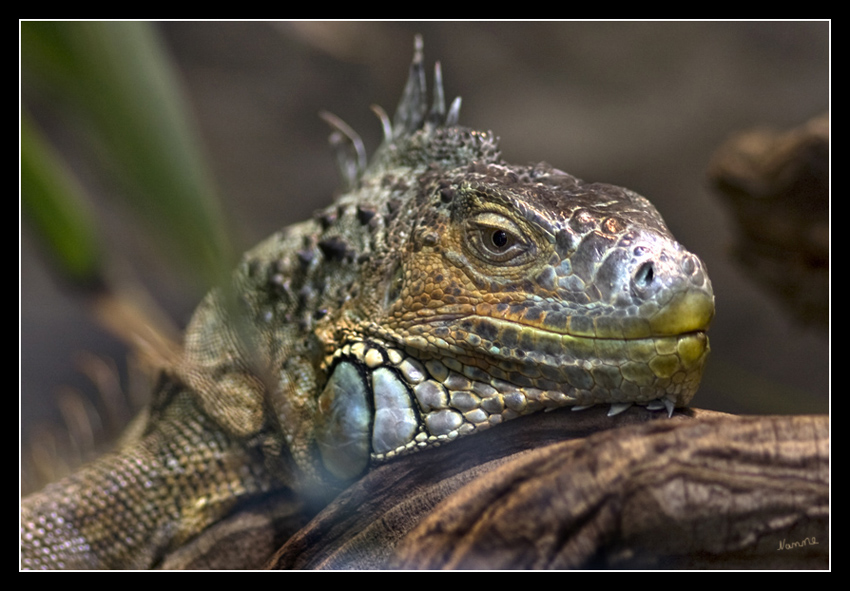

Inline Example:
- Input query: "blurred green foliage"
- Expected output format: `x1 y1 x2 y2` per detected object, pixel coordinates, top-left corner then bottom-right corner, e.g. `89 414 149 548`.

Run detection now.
21 21 233 292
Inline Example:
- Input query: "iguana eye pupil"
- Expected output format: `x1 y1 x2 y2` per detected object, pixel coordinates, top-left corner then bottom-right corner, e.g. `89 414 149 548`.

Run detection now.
491 229 509 249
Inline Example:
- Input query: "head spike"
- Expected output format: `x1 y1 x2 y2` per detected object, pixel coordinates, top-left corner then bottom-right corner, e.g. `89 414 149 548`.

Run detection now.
428 61 446 124
320 110 367 190
446 96 462 126
370 104 393 144
392 34 427 139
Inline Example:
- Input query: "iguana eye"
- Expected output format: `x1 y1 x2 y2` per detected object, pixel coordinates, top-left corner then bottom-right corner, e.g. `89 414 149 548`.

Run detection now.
489 229 511 249
466 213 533 264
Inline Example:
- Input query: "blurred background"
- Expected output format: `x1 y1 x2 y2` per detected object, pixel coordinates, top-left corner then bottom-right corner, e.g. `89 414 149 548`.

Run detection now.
21 22 829 490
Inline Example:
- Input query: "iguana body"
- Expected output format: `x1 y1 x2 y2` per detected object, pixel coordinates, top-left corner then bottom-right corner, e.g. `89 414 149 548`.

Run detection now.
21 38 714 569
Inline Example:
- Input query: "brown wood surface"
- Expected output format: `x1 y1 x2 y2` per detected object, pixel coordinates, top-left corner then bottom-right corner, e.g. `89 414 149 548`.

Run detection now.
162 407 827 569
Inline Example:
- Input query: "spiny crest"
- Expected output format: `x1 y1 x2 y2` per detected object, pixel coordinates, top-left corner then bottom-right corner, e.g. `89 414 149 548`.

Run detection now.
391 35 462 139
321 35 462 190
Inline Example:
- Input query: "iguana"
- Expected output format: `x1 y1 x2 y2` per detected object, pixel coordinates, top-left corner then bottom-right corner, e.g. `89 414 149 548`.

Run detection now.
20 37 714 569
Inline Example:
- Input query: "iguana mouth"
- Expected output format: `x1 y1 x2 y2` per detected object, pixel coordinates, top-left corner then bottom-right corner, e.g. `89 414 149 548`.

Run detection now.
371 280 714 398
469 287 715 340
316 310 710 481
395 318 711 406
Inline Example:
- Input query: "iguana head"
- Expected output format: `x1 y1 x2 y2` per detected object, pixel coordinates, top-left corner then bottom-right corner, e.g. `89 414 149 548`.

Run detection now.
310 37 713 481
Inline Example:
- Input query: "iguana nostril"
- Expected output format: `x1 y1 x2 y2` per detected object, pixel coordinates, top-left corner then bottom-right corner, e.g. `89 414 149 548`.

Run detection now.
635 261 655 289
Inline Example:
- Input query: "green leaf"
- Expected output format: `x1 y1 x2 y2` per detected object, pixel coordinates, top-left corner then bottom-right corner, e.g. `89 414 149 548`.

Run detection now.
21 111 102 286
22 21 234 289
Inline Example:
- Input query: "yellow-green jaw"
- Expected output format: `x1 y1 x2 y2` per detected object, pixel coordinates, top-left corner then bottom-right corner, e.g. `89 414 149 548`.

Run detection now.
648 288 716 337
316 316 710 481
317 282 712 482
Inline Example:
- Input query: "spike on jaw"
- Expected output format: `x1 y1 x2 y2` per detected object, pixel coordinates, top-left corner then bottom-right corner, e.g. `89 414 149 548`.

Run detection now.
607 402 633 417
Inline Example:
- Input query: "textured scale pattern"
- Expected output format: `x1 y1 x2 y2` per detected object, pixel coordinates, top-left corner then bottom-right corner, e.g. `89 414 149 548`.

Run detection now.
21 37 713 569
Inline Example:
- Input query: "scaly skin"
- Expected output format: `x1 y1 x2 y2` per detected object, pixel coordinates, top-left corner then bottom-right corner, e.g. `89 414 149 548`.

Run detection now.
20 38 713 569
